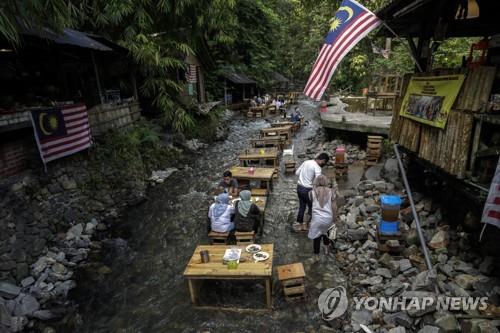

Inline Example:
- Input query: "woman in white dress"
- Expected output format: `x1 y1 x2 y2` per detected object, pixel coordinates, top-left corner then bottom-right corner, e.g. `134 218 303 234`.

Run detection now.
307 175 337 260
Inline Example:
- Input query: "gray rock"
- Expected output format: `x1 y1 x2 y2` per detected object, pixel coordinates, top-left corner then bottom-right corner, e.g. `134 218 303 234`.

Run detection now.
20 277 34 288
438 264 455 278
9 316 27 332
437 254 448 264
32 310 59 320
51 263 67 275
365 165 383 181
0 282 20 299
435 313 459 332
478 321 500 333
351 310 372 332
384 281 407 296
375 268 392 279
66 223 83 239
455 274 481 290
394 312 413 328
360 276 383 286
399 259 412 272
412 270 437 291
389 327 406 333
348 228 368 241
31 257 49 276
13 294 39 316
417 326 440 333
366 204 381 213
0 304 11 326
479 257 495 275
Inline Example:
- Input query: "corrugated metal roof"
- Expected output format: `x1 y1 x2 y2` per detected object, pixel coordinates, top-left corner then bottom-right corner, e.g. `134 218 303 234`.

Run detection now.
221 70 256 84
20 25 112 51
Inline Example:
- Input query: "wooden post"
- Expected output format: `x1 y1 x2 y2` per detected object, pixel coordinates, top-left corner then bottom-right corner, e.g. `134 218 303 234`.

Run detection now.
91 51 104 105
469 116 483 177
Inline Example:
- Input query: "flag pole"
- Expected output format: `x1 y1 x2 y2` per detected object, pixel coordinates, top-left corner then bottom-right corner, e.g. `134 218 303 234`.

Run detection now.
380 22 424 73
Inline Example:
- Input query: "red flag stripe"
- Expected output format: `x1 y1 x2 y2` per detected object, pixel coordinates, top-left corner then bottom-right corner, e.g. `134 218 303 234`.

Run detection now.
64 113 89 122
41 128 91 149
40 122 89 144
44 141 91 162
304 13 371 95
311 17 381 99
43 135 91 157
494 197 500 205
487 210 500 220
307 14 379 99
303 45 329 93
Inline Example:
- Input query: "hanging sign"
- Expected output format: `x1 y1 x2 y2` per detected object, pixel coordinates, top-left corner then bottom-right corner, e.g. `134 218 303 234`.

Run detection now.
399 74 465 128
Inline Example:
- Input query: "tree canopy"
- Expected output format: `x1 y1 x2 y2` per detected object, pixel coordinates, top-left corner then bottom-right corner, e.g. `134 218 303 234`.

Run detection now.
0 0 475 132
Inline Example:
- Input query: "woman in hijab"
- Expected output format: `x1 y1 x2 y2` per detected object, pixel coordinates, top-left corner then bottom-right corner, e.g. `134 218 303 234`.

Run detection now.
308 175 337 260
234 190 261 233
208 193 235 233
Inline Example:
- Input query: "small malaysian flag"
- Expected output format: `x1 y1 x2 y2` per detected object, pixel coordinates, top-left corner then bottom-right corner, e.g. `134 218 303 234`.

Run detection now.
304 0 381 101
185 64 197 83
482 157 500 229
30 104 92 167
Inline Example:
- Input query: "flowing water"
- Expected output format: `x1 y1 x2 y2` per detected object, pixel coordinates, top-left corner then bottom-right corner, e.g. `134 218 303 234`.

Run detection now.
73 102 354 333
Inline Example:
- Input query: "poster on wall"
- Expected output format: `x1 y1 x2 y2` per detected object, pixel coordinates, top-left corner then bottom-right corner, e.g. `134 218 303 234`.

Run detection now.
399 74 465 128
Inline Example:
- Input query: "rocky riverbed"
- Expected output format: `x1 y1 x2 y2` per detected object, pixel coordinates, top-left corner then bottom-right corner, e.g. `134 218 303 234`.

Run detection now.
2 100 499 332
73 101 498 333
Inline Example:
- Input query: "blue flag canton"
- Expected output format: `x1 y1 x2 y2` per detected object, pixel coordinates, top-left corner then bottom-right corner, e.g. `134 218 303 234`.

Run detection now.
324 0 365 45
32 108 67 140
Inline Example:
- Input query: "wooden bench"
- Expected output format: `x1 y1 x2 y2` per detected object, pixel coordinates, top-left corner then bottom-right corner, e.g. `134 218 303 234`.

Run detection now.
208 231 229 244
366 135 383 166
235 231 256 245
284 160 296 174
251 188 268 197
277 263 306 302
208 231 256 245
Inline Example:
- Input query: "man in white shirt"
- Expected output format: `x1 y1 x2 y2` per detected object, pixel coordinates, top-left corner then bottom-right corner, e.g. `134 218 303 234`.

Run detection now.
295 153 330 231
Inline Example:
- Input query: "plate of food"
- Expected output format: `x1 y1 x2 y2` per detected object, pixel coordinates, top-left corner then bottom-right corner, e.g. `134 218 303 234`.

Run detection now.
253 251 269 262
245 244 261 253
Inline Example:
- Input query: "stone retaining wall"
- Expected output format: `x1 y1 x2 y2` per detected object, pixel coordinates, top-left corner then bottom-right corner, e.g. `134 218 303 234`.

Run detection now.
0 153 147 284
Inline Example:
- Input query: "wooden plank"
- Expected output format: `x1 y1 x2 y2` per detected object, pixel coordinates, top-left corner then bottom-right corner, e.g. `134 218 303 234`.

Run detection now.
458 111 473 179
230 166 275 181
277 263 305 281
455 66 496 112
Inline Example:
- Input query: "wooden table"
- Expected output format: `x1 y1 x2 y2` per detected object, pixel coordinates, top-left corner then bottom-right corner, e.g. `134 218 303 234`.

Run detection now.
260 126 292 144
239 148 279 168
271 121 300 133
248 106 267 118
183 244 274 310
230 166 275 192
250 137 285 150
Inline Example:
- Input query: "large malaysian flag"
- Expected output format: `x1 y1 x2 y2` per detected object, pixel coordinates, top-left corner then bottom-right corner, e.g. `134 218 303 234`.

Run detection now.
30 104 92 167
303 0 381 101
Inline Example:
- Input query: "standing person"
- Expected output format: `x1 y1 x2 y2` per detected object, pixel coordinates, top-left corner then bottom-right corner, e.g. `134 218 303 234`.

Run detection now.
208 193 235 233
308 175 337 261
295 153 330 231
218 170 239 196
234 190 261 233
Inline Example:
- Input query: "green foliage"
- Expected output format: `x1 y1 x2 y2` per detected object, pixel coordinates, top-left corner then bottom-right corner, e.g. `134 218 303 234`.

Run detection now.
0 0 81 46
2 0 480 124
184 105 225 142
84 121 179 191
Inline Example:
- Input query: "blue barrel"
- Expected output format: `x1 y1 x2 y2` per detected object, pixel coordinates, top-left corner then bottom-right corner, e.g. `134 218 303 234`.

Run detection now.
379 220 400 235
